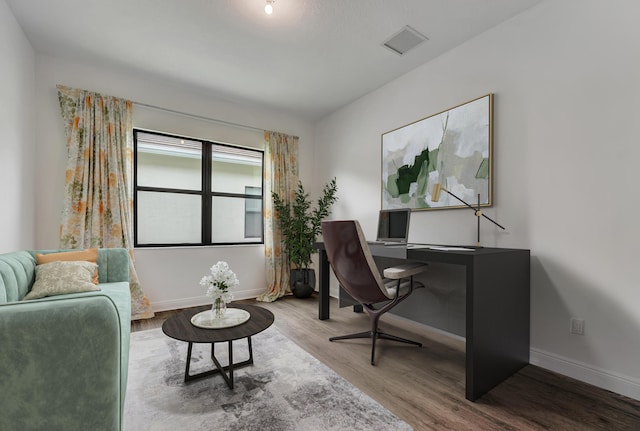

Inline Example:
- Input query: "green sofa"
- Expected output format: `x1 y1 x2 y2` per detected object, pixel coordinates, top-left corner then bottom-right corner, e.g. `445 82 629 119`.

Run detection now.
0 248 131 431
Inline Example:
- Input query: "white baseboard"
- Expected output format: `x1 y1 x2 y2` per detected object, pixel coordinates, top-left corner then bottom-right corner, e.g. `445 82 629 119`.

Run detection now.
530 348 640 401
150 289 264 313
387 317 640 401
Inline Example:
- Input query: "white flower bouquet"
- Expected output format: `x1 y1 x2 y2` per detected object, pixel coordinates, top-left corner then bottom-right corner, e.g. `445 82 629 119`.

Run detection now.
200 261 239 317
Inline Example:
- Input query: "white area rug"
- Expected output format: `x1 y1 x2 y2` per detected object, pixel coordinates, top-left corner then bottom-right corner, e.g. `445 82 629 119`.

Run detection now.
124 327 413 431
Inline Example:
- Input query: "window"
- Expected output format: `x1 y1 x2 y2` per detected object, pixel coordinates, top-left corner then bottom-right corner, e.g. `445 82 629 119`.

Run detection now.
244 186 262 239
134 129 264 247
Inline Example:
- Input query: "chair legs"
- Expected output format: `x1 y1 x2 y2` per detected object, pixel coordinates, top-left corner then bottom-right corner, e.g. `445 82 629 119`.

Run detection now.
329 304 422 365
329 331 371 341
375 332 422 363
377 331 422 346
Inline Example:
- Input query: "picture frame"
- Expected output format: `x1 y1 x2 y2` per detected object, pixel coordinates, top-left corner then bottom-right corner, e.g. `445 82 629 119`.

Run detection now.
381 93 493 210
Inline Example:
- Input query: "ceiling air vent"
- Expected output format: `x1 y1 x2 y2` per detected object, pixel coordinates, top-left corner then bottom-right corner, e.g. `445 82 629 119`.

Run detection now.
382 25 428 56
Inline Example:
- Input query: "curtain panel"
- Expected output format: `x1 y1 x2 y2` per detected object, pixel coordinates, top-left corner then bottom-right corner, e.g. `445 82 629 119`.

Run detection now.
56 85 154 320
257 131 299 302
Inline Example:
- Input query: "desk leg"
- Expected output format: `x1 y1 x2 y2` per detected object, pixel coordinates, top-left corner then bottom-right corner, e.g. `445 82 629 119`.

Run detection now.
318 249 330 320
465 251 530 401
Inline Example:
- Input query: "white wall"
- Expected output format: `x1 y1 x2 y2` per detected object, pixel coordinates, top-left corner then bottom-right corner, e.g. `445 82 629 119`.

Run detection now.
0 0 35 253
34 54 315 310
314 0 640 400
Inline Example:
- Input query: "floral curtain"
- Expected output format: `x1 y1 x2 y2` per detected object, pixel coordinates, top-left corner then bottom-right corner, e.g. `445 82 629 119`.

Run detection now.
56 85 154 320
257 131 299 302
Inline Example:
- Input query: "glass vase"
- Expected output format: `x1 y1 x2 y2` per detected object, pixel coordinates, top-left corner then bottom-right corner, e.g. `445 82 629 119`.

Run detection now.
212 297 227 319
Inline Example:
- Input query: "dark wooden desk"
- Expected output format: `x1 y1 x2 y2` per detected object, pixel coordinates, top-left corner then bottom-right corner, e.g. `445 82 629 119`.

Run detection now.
314 242 530 402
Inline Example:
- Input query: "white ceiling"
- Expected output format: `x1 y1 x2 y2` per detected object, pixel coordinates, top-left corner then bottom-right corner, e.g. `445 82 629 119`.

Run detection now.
7 0 541 120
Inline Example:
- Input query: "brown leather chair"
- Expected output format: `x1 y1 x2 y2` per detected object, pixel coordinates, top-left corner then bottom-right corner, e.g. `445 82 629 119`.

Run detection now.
321 220 428 365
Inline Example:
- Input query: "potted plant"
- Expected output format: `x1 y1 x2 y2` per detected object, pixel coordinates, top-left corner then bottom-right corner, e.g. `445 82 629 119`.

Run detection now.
272 178 338 298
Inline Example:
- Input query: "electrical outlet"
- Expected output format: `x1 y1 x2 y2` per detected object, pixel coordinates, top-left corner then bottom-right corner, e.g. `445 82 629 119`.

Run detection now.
570 318 585 335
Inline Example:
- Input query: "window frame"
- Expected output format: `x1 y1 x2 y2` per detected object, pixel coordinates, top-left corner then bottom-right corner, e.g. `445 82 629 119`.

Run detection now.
133 129 264 248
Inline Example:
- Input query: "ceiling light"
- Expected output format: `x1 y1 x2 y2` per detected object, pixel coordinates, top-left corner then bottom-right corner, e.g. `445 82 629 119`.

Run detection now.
265 0 274 15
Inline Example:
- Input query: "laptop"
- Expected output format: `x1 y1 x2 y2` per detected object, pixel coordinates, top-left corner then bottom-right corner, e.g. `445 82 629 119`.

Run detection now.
372 208 411 245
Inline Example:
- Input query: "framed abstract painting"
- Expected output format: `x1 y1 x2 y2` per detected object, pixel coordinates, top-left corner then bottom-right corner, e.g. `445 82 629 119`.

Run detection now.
381 94 493 210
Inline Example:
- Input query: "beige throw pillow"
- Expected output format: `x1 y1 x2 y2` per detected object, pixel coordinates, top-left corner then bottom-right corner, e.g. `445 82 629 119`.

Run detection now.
35 248 99 283
24 261 100 300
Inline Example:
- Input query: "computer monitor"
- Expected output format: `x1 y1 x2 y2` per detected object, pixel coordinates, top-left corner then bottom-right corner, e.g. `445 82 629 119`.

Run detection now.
376 208 411 243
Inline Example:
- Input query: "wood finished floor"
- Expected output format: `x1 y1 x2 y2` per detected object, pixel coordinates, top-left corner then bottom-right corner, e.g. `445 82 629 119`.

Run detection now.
132 296 640 431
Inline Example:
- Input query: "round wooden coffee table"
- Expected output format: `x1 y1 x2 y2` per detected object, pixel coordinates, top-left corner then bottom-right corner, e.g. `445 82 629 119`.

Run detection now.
162 303 274 389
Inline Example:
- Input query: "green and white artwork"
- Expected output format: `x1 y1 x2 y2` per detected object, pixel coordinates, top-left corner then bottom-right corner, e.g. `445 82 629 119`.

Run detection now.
381 94 493 210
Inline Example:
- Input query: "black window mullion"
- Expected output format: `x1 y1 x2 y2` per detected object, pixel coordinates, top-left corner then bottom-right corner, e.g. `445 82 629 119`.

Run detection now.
211 191 263 199
136 186 201 195
202 142 212 245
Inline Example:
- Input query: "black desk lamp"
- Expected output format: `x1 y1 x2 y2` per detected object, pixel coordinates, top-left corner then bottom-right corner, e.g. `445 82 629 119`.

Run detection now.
431 183 505 246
